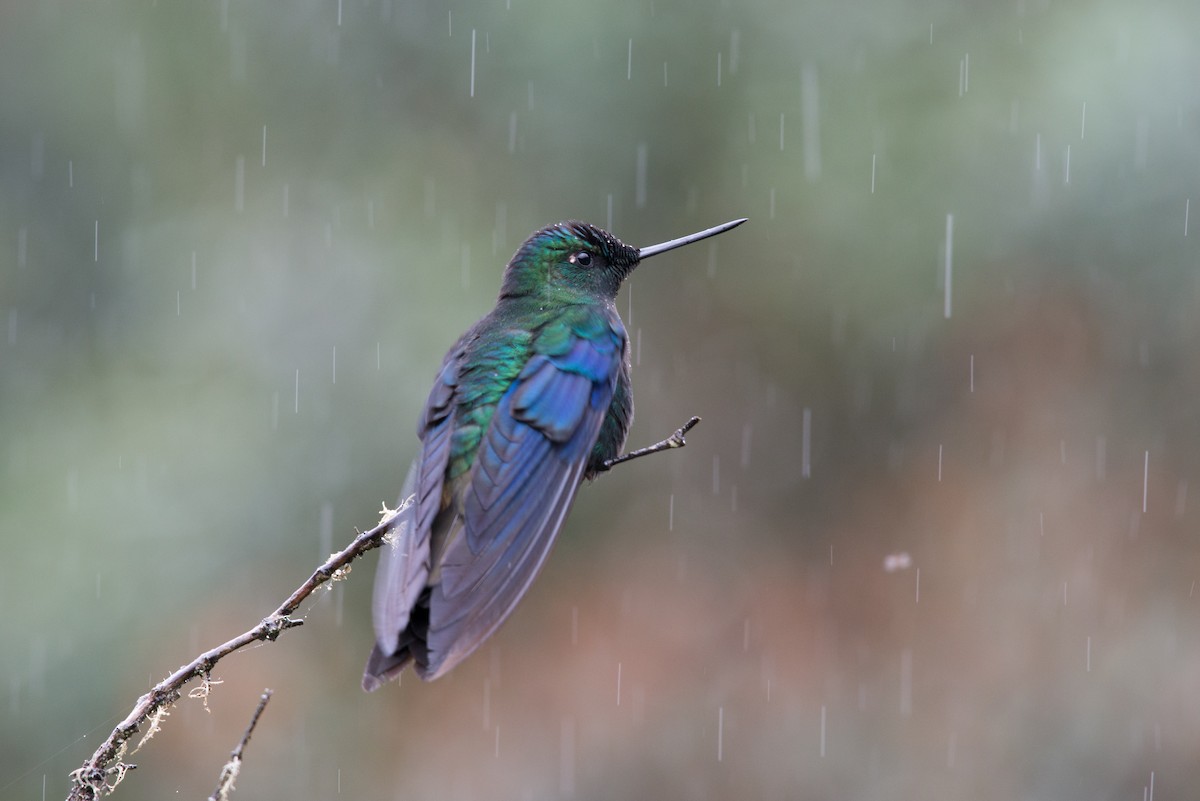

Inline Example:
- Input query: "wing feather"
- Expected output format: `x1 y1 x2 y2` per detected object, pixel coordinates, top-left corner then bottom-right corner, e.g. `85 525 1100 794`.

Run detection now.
421 328 621 678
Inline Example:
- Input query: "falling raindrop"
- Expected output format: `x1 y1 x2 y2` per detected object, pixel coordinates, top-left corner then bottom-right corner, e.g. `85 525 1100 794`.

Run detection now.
294 369 300 414
717 706 724 761
1086 636 1092 671
570 606 578 645
870 153 876 193
943 213 954 318
969 353 974 391
1143 451 1149 513
331 347 337 384
740 423 752 468
819 705 827 756
915 568 921 602
320 502 333 555
627 39 632 80
616 662 622 705
17 226 27 268
469 29 476 97
30 133 43 179
668 493 674 531
778 112 785 151
67 160 73 188
1064 145 1071 184
716 51 722 87
507 111 517 154
635 144 647 207
1080 102 1087 139
1185 198 1190 237
94 220 99 262
801 408 812 478
261 125 267 166
801 64 821 179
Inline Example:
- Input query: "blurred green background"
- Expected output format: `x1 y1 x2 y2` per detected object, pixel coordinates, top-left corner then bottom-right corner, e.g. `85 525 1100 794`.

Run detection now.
4 0 1200 799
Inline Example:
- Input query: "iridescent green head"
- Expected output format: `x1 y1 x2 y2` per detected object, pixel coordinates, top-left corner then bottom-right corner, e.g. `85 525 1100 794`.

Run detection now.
498 217 748 304
500 221 639 303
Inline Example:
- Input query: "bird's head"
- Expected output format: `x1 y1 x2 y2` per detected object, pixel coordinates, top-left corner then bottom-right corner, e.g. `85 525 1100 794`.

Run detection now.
500 221 639 304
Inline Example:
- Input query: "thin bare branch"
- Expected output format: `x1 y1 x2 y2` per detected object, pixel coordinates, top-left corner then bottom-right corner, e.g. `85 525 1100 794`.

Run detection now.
597 416 702 472
208 690 273 801
65 501 407 801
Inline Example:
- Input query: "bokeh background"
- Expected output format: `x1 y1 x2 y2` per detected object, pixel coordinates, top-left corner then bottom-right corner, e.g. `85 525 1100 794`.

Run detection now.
4 1 1200 799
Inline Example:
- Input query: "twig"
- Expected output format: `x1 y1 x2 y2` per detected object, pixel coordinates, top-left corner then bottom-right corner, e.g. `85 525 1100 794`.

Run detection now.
65 500 409 801
597 416 702 472
208 690 272 801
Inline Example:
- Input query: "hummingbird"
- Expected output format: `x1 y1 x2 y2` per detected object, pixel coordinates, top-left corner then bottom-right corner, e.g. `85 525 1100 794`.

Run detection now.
363 216 748 690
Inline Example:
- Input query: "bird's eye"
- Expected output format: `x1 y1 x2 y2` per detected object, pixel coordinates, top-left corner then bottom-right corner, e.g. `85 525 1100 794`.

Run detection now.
572 251 593 267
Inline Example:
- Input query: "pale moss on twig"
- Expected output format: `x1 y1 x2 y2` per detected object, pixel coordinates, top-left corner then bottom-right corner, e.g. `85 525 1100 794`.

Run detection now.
132 706 169 753
187 672 223 711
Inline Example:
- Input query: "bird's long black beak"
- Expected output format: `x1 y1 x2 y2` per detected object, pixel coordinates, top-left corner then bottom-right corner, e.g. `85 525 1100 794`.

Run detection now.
637 218 748 260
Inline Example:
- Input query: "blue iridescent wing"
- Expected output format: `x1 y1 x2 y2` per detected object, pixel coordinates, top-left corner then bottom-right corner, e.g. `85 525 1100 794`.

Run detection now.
422 328 622 677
